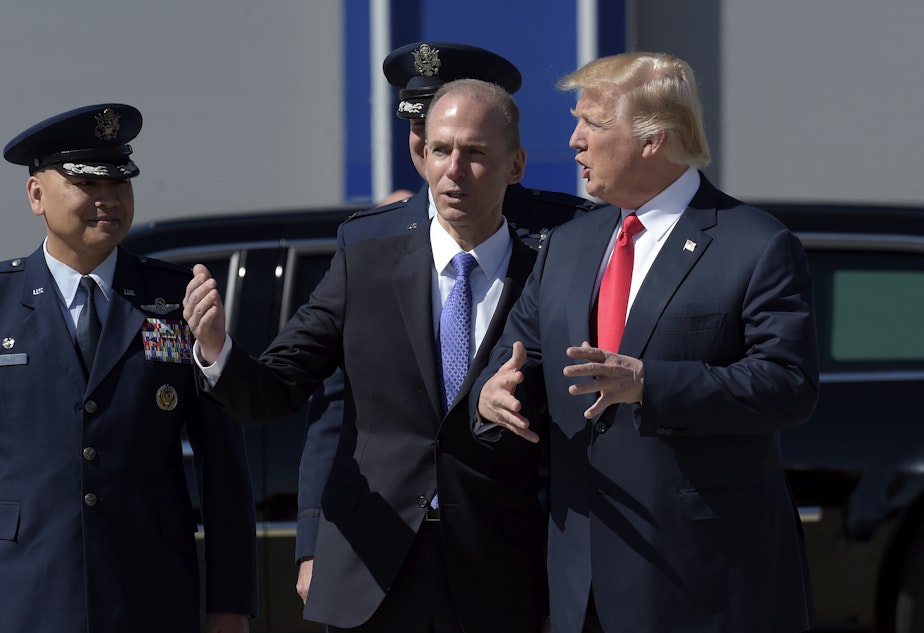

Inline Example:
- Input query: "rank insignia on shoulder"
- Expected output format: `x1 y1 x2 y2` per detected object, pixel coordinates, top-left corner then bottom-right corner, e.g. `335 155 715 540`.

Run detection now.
142 318 192 364
141 297 179 315
155 383 178 411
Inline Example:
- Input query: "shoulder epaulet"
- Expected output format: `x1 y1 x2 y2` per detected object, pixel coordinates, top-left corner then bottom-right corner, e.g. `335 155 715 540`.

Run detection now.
343 198 412 225
0 256 28 274
523 188 598 211
134 254 193 277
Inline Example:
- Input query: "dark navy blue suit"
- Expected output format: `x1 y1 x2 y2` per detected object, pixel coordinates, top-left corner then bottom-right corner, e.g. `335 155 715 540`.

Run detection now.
0 246 257 633
204 223 546 631
473 174 818 633
294 183 594 567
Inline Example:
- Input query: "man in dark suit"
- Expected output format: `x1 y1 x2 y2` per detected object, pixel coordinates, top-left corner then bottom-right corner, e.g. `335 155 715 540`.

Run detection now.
476 52 819 633
295 40 594 605
186 79 548 633
0 104 257 633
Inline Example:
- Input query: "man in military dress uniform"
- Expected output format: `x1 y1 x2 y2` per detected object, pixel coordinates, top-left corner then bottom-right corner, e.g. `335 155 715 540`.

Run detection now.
295 41 596 606
0 104 257 633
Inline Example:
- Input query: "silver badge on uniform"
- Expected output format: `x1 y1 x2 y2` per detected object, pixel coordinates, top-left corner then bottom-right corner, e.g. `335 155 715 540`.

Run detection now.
2 338 13 350
141 297 180 315
155 383 178 411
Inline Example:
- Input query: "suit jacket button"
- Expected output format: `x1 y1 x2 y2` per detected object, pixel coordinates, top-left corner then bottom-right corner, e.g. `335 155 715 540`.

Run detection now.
84 493 98 507
417 496 428 509
82 447 97 461
84 400 98 414
594 422 607 434
436 439 447 450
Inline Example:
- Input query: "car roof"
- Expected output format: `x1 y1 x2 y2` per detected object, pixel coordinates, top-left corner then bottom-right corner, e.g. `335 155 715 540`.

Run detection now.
757 202 924 236
123 206 363 255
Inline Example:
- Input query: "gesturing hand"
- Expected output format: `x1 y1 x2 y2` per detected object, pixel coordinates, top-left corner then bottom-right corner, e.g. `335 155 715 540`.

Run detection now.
477 341 539 443
183 263 227 365
563 341 644 419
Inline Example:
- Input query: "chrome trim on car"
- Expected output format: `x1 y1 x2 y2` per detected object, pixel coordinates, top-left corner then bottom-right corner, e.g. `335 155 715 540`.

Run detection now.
279 240 340 330
798 506 823 523
820 371 924 383
797 233 924 253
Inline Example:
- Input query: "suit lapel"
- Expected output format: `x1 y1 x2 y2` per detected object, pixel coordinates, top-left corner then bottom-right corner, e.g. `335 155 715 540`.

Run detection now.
18 251 87 389
619 183 719 359
568 208 622 348
460 231 537 405
88 250 148 392
391 230 445 418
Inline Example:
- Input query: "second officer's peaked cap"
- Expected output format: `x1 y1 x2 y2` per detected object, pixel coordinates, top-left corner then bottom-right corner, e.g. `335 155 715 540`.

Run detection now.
383 42 522 120
3 103 142 180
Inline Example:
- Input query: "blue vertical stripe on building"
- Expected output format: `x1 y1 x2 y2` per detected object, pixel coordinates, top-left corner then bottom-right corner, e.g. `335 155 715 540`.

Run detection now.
344 0 373 204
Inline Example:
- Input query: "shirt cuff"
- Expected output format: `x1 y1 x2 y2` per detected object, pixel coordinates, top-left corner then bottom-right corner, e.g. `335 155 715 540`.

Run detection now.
193 332 232 387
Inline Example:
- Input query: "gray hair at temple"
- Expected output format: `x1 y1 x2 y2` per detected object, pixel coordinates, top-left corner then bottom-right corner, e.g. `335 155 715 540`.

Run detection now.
558 53 711 168
428 78 522 151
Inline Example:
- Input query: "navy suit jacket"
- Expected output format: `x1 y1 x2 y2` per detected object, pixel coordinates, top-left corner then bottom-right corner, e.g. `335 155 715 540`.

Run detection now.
205 225 547 631
474 174 819 633
295 182 593 564
0 246 257 633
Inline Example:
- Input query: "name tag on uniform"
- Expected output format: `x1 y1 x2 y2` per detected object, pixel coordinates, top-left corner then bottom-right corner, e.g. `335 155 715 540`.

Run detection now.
0 353 28 366
141 319 192 364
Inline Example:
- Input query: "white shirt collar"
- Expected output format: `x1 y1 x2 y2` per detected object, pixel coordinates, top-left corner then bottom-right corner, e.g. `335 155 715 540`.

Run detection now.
427 188 437 219
429 216 511 280
630 167 700 240
42 240 117 308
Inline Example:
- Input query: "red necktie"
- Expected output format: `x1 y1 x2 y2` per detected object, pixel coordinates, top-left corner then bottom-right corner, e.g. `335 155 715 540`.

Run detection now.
595 214 645 351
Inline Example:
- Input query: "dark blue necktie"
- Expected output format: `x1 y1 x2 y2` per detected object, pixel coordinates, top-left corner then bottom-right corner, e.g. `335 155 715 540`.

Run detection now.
439 252 478 413
76 275 102 373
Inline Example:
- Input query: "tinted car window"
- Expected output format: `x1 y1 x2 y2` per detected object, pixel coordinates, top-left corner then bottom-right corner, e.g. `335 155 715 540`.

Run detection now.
808 250 924 371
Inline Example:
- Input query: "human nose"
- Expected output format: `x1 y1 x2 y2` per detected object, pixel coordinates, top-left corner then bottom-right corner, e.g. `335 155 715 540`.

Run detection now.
446 150 465 179
94 184 121 208
568 123 585 151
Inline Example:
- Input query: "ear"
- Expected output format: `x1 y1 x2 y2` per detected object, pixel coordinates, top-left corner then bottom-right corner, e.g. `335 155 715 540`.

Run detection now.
506 147 527 184
642 131 668 158
26 176 44 217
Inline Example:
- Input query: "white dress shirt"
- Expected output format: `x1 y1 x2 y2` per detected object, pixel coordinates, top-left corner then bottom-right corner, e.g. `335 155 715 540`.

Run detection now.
43 241 116 340
429 216 512 358
593 167 701 317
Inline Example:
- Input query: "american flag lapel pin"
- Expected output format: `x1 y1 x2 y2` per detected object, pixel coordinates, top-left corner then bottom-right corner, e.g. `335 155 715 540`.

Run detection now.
683 239 697 253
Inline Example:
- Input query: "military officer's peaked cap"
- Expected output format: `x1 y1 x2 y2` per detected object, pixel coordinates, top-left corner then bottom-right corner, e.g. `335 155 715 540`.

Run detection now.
384 42 522 120
3 103 142 180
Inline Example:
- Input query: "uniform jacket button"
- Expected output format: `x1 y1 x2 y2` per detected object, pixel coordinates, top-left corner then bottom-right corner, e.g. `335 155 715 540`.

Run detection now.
594 422 607 434
84 400 98 414
82 447 97 461
84 493 98 507
417 496 429 509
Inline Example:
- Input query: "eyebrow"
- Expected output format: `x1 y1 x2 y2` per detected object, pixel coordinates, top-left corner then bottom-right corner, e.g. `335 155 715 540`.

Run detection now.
429 139 491 153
